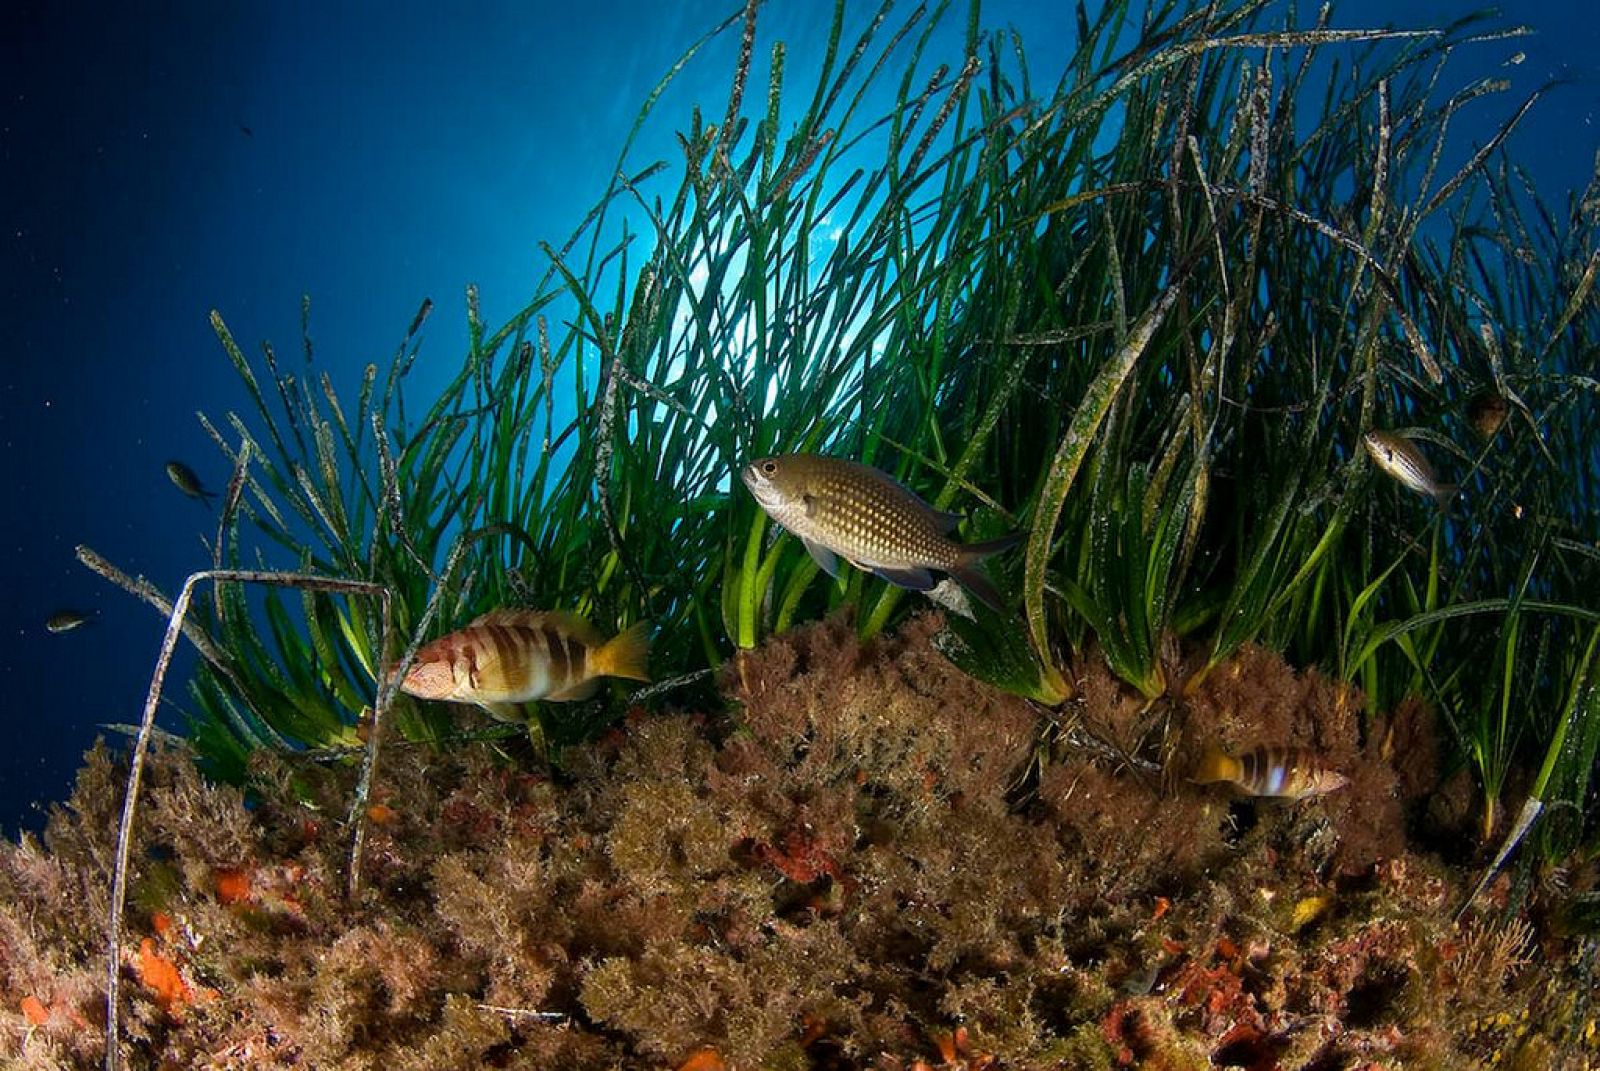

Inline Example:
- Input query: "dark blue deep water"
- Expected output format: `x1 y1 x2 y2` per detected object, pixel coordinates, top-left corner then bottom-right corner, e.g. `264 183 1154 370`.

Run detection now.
2 1 1595 836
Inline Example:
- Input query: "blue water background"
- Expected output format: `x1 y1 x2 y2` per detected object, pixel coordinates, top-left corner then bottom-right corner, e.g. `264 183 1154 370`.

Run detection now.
2 1 1594 836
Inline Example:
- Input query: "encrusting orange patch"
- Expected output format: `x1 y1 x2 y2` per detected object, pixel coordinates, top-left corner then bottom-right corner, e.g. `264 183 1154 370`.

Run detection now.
214 867 252 905
20 995 49 1026
137 937 192 1012
366 803 399 825
676 1048 725 1071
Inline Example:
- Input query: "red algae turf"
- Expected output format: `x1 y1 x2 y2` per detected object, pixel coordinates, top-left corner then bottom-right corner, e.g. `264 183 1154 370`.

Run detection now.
1 614 1594 1069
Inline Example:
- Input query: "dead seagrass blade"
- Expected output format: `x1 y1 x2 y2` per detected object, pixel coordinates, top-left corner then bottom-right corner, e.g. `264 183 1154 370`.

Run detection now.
90 566 392 1071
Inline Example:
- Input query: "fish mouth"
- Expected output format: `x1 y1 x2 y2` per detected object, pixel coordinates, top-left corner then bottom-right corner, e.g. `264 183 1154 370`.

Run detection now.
740 462 785 509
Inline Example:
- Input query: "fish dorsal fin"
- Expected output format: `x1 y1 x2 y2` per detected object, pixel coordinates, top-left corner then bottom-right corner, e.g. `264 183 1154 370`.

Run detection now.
932 508 964 535
466 608 528 629
466 608 603 645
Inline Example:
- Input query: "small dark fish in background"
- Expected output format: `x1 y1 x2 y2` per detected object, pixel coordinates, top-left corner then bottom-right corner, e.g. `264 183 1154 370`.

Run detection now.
1466 389 1510 441
1362 430 1457 503
239 124 253 138
46 609 95 634
1191 744 1349 800
165 460 218 507
741 453 1020 611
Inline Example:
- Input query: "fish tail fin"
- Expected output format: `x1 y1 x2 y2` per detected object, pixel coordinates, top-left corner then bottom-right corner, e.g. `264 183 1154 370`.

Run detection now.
949 531 1022 612
1434 483 1459 506
1191 745 1241 786
594 621 652 682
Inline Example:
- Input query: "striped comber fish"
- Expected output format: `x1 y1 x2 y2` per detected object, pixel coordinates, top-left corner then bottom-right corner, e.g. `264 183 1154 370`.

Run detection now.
740 454 1020 611
398 610 650 721
1362 430 1457 503
1191 745 1349 800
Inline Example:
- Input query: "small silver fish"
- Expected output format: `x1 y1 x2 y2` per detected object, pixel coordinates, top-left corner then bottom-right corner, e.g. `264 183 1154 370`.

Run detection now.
741 453 1019 611
1362 430 1457 503
46 609 94 634
166 461 217 507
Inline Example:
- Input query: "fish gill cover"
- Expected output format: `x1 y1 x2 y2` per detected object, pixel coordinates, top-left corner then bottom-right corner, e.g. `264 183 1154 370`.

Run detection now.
5 0 1600 1067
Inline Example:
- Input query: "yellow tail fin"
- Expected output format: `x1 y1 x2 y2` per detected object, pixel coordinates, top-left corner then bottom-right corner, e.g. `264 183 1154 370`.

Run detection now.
594 621 652 682
1191 746 1242 786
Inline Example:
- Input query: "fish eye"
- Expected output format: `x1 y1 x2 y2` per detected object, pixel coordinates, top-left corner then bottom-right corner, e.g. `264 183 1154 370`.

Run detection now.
761 460 777 475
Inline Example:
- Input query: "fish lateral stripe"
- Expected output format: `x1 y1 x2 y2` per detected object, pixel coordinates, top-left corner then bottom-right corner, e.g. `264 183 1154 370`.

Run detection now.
457 634 479 691
543 626 571 688
483 624 522 693
1263 758 1287 795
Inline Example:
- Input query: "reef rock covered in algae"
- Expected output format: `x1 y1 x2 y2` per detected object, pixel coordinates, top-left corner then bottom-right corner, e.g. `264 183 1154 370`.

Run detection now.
2 616 1594 1069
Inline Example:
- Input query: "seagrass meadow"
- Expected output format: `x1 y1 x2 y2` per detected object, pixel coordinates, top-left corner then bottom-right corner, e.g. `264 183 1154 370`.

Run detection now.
5 0 1600 1067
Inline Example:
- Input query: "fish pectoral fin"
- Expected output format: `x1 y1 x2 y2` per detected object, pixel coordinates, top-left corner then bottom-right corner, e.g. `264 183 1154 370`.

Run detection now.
545 679 600 702
477 701 525 723
799 490 848 520
871 565 937 592
800 537 840 577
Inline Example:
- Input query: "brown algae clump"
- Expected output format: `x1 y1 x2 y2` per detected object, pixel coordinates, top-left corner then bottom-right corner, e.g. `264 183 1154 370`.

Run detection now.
1 617 1592 1068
